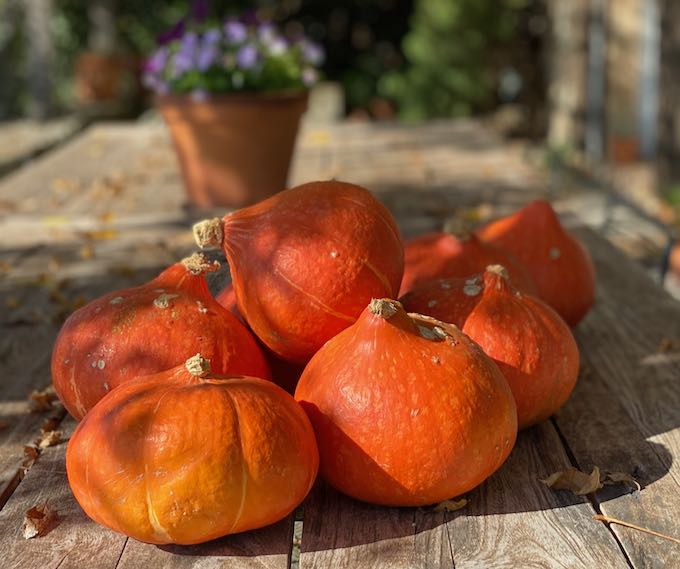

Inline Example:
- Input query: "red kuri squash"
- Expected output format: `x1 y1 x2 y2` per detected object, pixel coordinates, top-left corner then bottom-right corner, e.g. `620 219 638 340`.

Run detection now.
401 265 580 428
400 231 536 295
476 200 595 326
295 298 517 506
66 354 319 544
194 180 404 363
52 253 270 420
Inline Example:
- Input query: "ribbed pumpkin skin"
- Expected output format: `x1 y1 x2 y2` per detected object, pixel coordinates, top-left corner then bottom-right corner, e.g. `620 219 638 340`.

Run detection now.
66 361 319 545
51 256 271 420
399 232 536 296
401 268 580 429
476 200 595 326
295 299 517 506
206 181 404 364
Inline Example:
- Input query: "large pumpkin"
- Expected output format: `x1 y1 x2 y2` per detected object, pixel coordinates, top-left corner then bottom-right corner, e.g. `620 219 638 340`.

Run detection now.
400 231 536 295
295 299 517 506
476 200 595 326
194 180 404 364
401 266 580 428
66 355 319 545
52 253 270 419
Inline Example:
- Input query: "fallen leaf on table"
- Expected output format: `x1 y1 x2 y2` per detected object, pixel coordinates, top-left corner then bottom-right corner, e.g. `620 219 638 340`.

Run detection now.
41 416 61 433
79 243 95 260
79 229 119 241
96 211 116 224
602 471 641 492
433 498 468 512
28 387 58 413
657 337 680 353
37 430 63 449
541 466 602 495
23 445 39 464
22 503 59 539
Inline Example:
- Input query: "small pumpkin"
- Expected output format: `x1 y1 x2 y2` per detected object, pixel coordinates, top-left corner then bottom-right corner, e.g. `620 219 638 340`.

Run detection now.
295 298 517 506
476 200 595 326
194 180 404 363
401 266 580 428
52 253 270 420
400 230 536 295
66 355 319 545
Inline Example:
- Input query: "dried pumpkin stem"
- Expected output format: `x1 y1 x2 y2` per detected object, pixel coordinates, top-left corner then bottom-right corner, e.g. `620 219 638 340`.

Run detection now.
369 298 400 319
593 514 680 545
486 264 510 279
181 252 220 276
193 218 223 249
185 354 211 377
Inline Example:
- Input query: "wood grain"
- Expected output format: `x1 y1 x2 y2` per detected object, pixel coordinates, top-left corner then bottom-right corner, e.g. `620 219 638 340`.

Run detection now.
0 418 129 569
116 517 294 569
554 228 680 568
300 422 629 569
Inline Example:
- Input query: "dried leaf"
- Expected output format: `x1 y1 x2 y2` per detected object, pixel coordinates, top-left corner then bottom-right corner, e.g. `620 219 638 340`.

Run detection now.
0 419 10 430
603 471 641 492
433 498 468 512
22 503 59 539
96 211 116 224
23 445 39 463
110 265 136 278
37 430 63 449
0 261 11 274
41 416 61 433
79 243 95 260
541 466 603 495
80 229 119 241
28 387 58 413
657 337 680 353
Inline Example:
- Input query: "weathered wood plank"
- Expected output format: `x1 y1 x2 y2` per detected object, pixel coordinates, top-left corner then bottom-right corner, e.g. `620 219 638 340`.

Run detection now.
447 421 629 569
300 421 629 569
0 418 129 569
554 228 680 568
116 517 293 569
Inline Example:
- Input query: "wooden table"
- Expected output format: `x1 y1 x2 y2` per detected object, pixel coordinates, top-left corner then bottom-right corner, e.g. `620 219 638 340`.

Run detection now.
0 120 678 568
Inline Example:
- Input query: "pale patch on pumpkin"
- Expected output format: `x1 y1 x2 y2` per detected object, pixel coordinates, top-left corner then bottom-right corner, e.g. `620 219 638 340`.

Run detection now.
440 282 452 289
427 299 438 308
109 296 124 305
153 293 180 309
549 247 561 259
330 250 339 258
196 301 208 314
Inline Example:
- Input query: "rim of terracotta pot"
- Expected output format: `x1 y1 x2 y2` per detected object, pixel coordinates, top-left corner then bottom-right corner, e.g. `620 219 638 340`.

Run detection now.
155 89 309 107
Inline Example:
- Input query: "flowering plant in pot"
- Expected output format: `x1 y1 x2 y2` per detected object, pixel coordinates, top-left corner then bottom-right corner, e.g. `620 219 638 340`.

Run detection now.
143 17 324 208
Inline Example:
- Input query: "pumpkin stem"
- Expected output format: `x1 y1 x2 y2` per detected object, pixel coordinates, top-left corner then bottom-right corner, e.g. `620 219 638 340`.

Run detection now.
185 354 211 377
486 264 509 280
181 252 220 276
193 218 223 249
369 298 401 319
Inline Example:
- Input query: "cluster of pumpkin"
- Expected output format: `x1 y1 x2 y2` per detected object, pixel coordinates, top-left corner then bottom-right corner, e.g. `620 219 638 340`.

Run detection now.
51 180 595 545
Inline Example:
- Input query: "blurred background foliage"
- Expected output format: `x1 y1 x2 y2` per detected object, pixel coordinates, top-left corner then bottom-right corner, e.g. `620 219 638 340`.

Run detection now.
0 0 544 124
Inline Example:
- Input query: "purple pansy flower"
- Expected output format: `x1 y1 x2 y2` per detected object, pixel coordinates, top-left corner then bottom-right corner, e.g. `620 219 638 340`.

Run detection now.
158 20 185 45
236 43 259 70
300 40 324 66
302 67 318 87
203 28 221 44
224 20 248 44
144 47 168 73
268 37 288 56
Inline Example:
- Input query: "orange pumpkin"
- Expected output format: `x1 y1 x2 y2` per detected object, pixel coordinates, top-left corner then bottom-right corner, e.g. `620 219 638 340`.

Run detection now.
476 200 595 326
66 355 319 545
295 299 517 506
194 180 404 363
52 253 270 420
400 231 536 295
401 266 580 428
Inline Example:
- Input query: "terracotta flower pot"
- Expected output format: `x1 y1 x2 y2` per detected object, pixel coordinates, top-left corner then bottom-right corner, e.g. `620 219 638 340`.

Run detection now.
158 91 308 208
